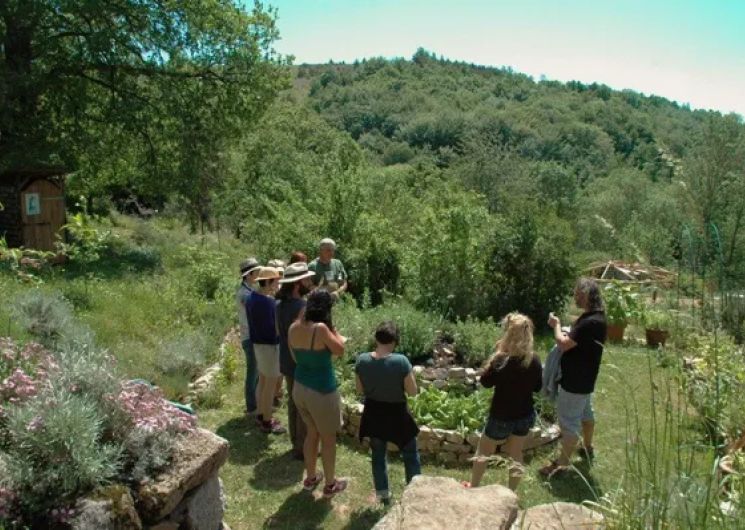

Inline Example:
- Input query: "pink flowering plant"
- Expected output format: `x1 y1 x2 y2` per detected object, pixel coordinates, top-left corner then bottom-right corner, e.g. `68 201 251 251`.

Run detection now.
0 336 197 526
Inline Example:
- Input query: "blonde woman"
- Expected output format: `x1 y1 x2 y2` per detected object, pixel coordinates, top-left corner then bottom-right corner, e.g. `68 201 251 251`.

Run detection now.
463 313 542 490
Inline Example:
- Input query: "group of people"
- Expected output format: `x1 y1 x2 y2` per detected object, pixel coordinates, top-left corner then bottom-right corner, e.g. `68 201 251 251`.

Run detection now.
237 238 607 502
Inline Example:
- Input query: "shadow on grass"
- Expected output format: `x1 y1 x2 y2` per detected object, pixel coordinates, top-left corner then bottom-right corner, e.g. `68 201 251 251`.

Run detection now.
263 491 332 529
538 459 604 504
251 450 305 490
341 506 387 530
215 416 270 466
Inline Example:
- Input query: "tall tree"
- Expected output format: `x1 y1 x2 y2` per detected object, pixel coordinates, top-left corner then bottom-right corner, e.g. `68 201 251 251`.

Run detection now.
1 0 288 218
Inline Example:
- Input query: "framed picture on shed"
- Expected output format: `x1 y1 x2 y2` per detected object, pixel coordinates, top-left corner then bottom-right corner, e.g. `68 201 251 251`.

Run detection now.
25 193 41 216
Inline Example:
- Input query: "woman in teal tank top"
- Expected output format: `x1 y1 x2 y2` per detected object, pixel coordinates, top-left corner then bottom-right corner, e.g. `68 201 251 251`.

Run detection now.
289 290 348 497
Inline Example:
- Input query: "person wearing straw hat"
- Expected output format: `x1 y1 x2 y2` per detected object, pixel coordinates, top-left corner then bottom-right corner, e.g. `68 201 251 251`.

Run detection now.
276 262 316 458
237 258 261 416
308 238 347 300
247 266 286 434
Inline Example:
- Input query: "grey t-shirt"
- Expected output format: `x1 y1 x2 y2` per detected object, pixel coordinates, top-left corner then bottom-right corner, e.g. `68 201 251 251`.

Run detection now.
355 352 412 403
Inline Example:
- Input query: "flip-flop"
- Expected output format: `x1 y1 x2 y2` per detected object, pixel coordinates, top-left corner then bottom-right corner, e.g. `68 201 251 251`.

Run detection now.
322 478 348 498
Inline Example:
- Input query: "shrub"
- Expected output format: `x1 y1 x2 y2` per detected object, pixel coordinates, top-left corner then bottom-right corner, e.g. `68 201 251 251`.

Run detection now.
448 317 500 367
484 210 576 324
155 333 209 380
11 290 75 347
335 299 440 361
2 390 121 514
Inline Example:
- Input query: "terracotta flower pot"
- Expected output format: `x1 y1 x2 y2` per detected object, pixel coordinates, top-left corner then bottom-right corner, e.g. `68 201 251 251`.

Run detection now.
645 329 669 348
607 323 626 343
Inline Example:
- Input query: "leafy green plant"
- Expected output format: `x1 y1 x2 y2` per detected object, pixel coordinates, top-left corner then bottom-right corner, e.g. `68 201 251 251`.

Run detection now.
603 281 642 326
642 308 674 331
57 212 113 266
407 386 489 433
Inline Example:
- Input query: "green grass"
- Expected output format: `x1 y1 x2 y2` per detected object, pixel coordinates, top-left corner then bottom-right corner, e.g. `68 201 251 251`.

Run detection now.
1 215 246 398
198 343 683 529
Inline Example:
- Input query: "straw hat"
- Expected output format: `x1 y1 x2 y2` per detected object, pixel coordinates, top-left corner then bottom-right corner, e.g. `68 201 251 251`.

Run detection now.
254 266 281 281
279 262 316 284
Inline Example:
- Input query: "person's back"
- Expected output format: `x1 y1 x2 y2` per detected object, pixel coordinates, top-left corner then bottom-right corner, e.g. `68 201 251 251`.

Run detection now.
481 354 542 421
292 322 337 394
355 352 411 403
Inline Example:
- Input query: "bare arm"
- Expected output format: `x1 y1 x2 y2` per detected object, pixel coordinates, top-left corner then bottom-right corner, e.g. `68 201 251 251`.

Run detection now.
320 325 346 358
355 374 364 394
548 313 577 352
403 371 418 396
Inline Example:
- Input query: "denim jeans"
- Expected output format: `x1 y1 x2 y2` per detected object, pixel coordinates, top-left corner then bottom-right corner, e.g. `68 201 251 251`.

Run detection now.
369 437 421 498
242 339 258 413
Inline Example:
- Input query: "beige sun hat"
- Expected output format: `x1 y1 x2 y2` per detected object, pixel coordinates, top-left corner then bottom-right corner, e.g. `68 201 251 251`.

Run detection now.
254 266 281 281
279 262 316 284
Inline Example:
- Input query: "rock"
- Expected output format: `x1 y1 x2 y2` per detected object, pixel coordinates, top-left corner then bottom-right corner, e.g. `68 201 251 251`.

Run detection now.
424 439 442 453
459 453 474 464
149 522 179 530
444 431 464 444
181 474 224 530
512 502 604 529
437 452 457 465
387 442 400 453
433 379 448 390
71 485 142 530
413 365 424 376
465 368 477 377
221 524 232 530
373 475 518 529
523 425 561 452
442 441 471 454
137 428 229 523
434 368 449 380
465 377 475 385
448 367 466 379
467 433 481 448
417 426 435 441
431 428 448 440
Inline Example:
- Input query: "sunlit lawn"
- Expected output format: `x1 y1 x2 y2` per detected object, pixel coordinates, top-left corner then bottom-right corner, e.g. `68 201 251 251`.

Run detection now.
199 342 672 530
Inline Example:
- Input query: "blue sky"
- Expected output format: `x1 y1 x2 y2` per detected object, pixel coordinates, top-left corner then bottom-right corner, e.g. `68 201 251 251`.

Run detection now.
262 0 745 116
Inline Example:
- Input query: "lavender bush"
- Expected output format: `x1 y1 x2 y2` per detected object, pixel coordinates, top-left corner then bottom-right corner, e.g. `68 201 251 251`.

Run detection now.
0 337 197 525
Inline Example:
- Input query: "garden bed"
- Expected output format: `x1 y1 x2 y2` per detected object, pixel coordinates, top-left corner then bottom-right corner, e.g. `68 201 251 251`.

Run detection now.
341 395 559 465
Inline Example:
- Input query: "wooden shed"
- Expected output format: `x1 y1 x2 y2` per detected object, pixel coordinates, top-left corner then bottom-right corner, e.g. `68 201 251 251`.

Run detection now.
0 167 67 251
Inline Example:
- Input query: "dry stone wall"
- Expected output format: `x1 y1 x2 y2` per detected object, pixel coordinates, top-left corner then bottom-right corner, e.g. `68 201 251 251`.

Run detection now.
342 401 559 464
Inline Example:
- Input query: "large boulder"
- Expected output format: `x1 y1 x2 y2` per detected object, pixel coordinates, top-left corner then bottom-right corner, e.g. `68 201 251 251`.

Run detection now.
71 485 142 530
374 475 518 530
512 502 604 529
137 428 229 523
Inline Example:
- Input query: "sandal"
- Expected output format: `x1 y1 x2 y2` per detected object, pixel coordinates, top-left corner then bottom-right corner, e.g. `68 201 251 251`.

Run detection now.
538 460 566 477
461 481 472 488
260 419 287 434
322 478 348 498
302 472 323 491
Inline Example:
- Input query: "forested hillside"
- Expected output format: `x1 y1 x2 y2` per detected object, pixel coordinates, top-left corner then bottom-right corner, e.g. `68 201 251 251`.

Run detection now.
3 0 743 322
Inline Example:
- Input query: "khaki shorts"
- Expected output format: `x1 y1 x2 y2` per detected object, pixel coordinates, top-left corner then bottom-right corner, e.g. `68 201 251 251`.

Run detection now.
292 381 343 435
254 343 280 378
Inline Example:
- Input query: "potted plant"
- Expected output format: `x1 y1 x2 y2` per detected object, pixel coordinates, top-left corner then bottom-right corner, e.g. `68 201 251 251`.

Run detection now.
642 309 672 347
603 281 640 343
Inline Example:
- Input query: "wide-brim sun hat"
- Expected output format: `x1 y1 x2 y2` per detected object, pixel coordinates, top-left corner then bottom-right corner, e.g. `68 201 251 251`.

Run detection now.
255 266 281 281
240 258 261 277
279 262 316 283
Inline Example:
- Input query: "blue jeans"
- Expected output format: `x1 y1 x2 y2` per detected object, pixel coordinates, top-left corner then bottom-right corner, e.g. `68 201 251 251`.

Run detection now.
369 437 421 498
242 339 258 413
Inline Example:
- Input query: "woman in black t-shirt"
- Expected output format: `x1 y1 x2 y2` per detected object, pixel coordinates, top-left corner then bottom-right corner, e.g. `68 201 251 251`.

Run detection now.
464 313 542 491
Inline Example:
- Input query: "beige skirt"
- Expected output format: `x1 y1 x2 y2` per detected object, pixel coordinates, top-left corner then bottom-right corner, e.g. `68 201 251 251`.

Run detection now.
292 381 343 435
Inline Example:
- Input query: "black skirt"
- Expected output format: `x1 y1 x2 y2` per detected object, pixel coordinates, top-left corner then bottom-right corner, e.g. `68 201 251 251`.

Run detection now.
358 398 419 449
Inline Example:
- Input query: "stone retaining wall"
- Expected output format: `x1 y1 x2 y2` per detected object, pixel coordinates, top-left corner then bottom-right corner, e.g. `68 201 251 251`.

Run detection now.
72 428 230 530
342 401 559 465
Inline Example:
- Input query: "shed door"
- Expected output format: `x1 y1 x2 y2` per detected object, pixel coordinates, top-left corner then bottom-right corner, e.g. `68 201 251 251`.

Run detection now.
20 180 65 251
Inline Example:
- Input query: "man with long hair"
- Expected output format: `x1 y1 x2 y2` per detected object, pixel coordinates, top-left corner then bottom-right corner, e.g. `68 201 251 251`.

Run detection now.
540 278 607 476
